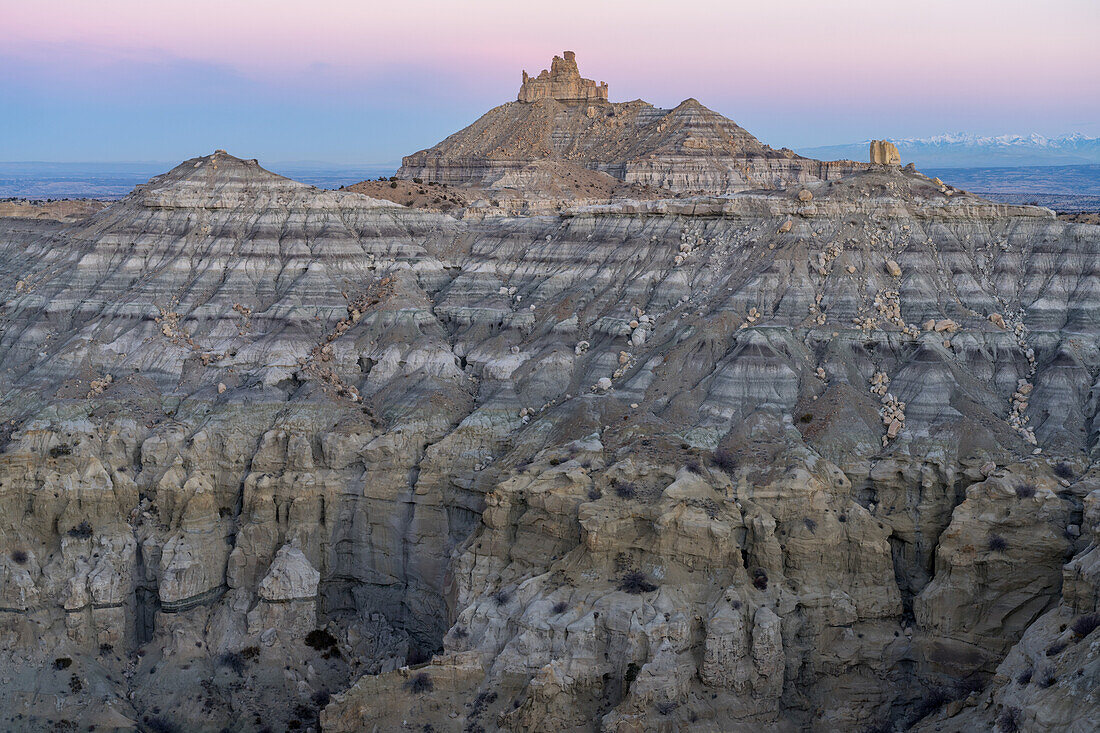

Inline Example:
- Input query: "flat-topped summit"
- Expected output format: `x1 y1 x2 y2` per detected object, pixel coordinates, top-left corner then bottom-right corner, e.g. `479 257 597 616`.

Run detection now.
518 51 608 103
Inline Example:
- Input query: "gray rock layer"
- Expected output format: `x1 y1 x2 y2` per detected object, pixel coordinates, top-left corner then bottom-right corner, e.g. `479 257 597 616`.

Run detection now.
0 152 1097 732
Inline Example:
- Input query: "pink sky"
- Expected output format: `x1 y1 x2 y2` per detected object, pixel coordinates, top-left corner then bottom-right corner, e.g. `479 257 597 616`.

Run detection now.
3 0 1099 161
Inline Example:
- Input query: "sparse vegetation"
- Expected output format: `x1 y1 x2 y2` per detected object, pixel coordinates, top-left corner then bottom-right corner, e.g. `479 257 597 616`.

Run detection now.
1037 668 1057 688
799 413 813 424
144 717 181 733
11 549 27 564
1053 462 1074 479
622 662 640 695
404 672 434 694
1014 483 1037 498
752 568 768 590
67 521 93 540
452 626 468 639
552 601 569 614
1016 668 1033 685
614 482 637 499
804 517 817 533
712 446 737 472
53 657 72 670
587 487 602 501
988 534 1008 552
218 651 246 676
617 570 657 594
685 459 703 474
49 444 72 458
492 589 511 606
1071 613 1100 638
996 706 1021 733
1045 641 1067 656
240 645 260 660
656 701 679 715
305 628 338 651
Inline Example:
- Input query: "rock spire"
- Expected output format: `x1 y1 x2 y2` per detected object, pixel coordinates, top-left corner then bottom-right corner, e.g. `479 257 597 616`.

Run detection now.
518 51 608 103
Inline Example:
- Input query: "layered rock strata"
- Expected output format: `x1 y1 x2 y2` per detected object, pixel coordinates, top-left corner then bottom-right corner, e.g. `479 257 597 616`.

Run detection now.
0 152 1097 731
399 54 865 196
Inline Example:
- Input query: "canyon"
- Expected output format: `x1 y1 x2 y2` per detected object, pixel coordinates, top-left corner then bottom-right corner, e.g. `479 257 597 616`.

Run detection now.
0 57 1098 733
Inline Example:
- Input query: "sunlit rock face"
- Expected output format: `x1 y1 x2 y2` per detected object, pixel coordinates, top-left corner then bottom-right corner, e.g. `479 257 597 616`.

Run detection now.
0 151 1098 731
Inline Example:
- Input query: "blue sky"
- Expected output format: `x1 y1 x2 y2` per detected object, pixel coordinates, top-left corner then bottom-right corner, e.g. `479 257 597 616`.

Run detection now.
3 0 1098 163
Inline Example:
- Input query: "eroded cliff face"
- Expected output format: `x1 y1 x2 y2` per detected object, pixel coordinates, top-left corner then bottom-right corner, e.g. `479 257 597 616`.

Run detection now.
398 95 865 197
0 153 1098 731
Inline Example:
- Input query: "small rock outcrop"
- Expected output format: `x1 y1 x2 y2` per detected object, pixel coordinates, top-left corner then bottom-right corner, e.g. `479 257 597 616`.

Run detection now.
870 139 902 165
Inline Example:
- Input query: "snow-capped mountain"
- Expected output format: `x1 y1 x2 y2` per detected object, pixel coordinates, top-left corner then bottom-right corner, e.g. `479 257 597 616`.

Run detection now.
798 133 1100 168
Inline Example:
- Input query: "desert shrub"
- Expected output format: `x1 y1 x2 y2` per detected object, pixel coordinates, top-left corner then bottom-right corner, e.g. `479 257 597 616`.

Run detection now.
1071 613 1100 638
54 657 72 670
311 689 331 708
1045 641 1067 656
1053 462 1074 479
49 444 72 458
145 718 180 733
218 651 245 676
799 413 813 424
552 601 569 614
614 483 637 499
587 487 602 501
492 589 511 606
804 518 817 533
752 568 768 590
389 181 398 189
11 549 27 564
404 673 434 694
240 645 260 660
305 628 338 651
1014 483 1037 499
623 662 640 688
988 534 1008 552
98 642 113 655
656 701 679 715
730 599 742 610
712 446 737 472
685 459 703 474
1016 668 1033 685
996 706 1021 733
67 521 93 540
452 626 468 639
1037 668 1057 688
617 571 657 594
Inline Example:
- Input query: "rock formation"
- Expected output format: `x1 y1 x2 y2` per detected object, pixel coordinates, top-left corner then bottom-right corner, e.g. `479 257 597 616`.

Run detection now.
871 139 902 165
518 51 608 103
399 54 865 197
1 148 1098 732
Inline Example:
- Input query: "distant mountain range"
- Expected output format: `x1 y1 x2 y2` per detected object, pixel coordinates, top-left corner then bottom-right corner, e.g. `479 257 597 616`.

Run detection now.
798 133 1100 168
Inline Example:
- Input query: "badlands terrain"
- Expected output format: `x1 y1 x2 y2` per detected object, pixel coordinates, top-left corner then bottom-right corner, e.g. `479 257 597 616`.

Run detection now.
0 54 1098 733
